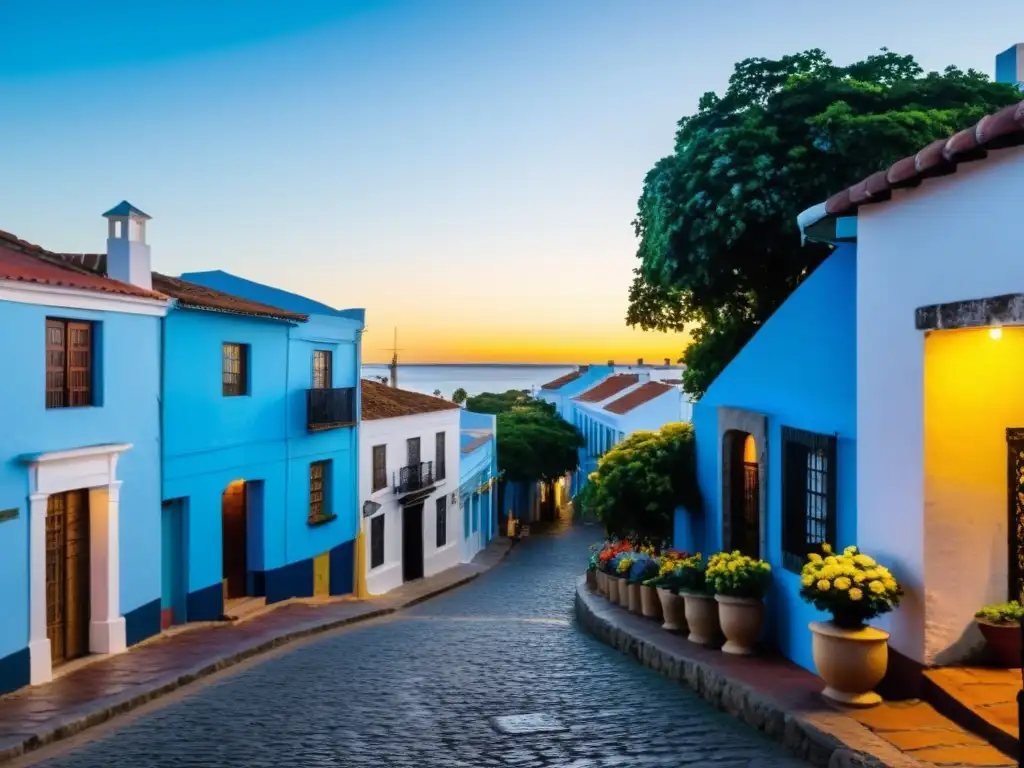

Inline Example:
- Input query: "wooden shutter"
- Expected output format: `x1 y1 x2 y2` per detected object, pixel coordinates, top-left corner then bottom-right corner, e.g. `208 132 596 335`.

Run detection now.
781 428 810 572
435 432 446 480
67 322 92 407
45 320 67 408
309 461 327 520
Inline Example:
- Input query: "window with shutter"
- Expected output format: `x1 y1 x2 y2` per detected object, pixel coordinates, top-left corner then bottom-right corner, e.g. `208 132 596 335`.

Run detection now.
435 432 446 480
781 426 837 573
45 319 94 409
372 445 387 492
222 343 249 396
436 496 447 547
370 514 385 568
308 460 331 522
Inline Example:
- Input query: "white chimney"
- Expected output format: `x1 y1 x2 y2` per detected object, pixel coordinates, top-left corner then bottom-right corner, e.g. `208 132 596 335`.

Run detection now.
104 201 152 290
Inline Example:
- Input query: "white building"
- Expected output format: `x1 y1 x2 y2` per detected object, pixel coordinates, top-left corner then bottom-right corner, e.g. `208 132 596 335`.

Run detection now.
359 380 462 596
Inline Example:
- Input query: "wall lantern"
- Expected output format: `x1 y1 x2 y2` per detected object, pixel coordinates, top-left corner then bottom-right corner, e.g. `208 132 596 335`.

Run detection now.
362 500 382 518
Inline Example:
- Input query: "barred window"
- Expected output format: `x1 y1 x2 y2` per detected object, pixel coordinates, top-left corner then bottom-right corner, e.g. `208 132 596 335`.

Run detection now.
781 427 837 573
312 350 332 389
309 460 330 522
370 514 385 568
222 343 249 396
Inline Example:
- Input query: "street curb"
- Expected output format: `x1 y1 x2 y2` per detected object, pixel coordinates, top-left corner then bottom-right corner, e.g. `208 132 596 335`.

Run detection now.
0 539 517 765
574 579 927 768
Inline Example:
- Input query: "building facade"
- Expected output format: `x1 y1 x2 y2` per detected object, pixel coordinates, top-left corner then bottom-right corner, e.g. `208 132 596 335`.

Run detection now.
359 381 462 595
459 409 498 561
0 206 168 694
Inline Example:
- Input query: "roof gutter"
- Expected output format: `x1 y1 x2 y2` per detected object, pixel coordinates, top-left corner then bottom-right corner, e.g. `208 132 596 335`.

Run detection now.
797 202 858 246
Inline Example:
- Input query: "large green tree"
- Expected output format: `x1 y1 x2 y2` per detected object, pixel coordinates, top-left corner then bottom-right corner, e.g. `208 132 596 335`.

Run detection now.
629 49 1021 398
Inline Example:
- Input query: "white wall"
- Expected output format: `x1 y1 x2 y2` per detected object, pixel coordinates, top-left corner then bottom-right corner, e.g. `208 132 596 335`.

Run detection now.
856 145 1024 664
358 409 462 595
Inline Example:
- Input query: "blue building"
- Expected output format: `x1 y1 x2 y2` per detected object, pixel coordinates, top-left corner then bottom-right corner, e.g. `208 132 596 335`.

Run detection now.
0 208 169 694
686 245 857 673
179 270 364 608
996 43 1024 89
459 410 498 559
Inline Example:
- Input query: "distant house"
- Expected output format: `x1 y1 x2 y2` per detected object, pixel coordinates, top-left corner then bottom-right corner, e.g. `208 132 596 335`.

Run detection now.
359 380 462 595
0 204 169 694
180 270 365 606
459 409 498 560
691 98 1024 694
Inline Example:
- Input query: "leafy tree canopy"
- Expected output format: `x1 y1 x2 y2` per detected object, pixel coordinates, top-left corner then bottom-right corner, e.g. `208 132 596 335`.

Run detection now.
581 422 700 541
628 48 1022 398
466 389 548 415
452 387 468 405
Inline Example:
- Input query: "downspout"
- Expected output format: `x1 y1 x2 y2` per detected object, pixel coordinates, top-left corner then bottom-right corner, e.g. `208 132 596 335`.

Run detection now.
283 322 292 571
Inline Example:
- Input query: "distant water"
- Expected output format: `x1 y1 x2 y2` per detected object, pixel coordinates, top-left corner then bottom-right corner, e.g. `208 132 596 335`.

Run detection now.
360 364 575 398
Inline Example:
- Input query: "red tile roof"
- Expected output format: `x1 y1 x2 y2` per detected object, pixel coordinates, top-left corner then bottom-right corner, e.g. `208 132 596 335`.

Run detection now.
361 379 460 420
540 368 586 390
151 273 308 322
573 374 639 403
825 100 1024 217
603 381 676 415
0 230 165 300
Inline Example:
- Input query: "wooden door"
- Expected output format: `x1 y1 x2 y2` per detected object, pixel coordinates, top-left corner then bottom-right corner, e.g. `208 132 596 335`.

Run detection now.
46 490 90 665
221 483 248 599
402 503 424 582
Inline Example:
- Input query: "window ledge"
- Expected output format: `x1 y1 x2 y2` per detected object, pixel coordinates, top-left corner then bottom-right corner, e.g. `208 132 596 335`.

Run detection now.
307 513 338 528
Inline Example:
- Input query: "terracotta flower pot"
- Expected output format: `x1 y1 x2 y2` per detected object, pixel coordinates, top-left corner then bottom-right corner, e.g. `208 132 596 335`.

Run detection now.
628 582 642 614
977 621 1021 668
596 569 608 595
681 590 720 645
657 588 686 632
715 595 764 655
810 621 889 707
640 585 662 620
618 577 631 608
606 575 619 603
586 569 597 591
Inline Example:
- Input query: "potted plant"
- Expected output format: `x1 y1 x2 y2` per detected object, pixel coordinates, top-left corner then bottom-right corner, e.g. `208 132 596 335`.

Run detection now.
975 601 1024 668
639 555 666 620
706 551 771 655
586 547 599 591
674 553 719 644
628 554 658 616
652 551 695 633
800 544 903 707
615 554 636 608
598 540 630 602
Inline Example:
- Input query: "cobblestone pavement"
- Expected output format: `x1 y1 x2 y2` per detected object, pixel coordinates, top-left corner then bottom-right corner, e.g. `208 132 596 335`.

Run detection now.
31 524 811 767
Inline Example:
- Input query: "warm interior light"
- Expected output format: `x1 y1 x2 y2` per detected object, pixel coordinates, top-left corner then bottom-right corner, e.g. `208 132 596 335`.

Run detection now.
990 327 1003 340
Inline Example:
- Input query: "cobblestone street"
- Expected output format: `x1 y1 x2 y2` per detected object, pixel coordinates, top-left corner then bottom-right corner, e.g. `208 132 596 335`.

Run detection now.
29 524 811 767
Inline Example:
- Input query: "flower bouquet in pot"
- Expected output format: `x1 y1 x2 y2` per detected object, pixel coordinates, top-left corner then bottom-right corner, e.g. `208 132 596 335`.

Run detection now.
614 554 638 609
586 545 600 591
799 544 903 707
974 601 1024 668
705 551 772 655
629 554 661 619
597 540 632 602
649 552 699 633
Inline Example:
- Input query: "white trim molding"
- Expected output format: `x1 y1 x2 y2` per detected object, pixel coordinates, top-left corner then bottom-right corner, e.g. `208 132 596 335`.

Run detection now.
0 280 168 317
20 443 133 685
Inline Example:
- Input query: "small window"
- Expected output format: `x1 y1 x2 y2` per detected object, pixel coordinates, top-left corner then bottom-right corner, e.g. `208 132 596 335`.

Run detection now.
46 319 94 408
309 460 331 522
312 350 332 389
372 445 387 492
436 496 447 547
222 343 249 396
781 427 837 573
472 498 479 533
407 437 421 465
435 432 446 480
370 514 385 568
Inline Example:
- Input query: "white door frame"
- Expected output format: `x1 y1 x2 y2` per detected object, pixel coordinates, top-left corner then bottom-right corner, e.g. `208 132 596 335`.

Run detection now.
22 443 132 685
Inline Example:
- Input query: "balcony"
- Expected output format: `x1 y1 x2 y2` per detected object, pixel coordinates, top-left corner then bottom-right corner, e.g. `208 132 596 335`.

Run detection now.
394 461 434 494
307 387 357 432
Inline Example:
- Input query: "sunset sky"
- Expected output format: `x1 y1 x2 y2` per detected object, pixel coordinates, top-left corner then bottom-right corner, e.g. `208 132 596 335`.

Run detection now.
2 1 1022 363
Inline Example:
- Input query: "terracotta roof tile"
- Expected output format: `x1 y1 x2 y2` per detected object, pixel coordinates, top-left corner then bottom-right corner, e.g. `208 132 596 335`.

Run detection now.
152 273 307 322
825 100 1024 217
361 379 460 420
603 381 676 415
540 369 584 390
0 230 165 300
573 374 639 403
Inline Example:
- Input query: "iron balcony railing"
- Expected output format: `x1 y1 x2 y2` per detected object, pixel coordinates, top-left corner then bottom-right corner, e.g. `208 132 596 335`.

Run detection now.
307 387 357 432
394 461 434 494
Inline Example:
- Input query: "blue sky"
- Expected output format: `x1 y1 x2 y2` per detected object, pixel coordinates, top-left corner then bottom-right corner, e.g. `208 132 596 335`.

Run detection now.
2 1 1022 362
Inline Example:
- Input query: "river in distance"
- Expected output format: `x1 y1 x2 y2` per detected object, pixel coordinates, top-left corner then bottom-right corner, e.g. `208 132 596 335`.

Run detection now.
360 364 575 399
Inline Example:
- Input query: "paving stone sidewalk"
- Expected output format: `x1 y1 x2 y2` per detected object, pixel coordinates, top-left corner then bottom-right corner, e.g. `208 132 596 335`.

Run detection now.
575 579 1015 768
0 538 515 764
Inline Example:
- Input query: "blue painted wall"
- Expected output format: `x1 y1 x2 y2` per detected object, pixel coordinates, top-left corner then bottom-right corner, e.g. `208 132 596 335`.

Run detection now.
459 409 498 548
179 271 365 598
689 245 857 672
0 301 162 689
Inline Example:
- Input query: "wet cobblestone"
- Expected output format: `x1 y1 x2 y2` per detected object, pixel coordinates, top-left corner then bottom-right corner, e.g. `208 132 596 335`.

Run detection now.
33 525 811 767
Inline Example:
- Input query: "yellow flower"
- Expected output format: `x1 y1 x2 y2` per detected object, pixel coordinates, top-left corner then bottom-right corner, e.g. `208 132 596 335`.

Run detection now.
822 543 832 554
807 553 823 564
854 554 876 568
849 587 863 601
843 546 857 556
868 580 885 595
824 556 838 566
853 572 866 583
834 576 851 591
816 579 831 592
801 575 814 588
883 578 898 591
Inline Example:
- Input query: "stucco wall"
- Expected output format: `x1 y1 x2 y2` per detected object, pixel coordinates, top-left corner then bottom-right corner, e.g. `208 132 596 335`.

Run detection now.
692 245 857 672
359 409 462 595
0 302 162 663
923 326 1024 663
856 145 1024 664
